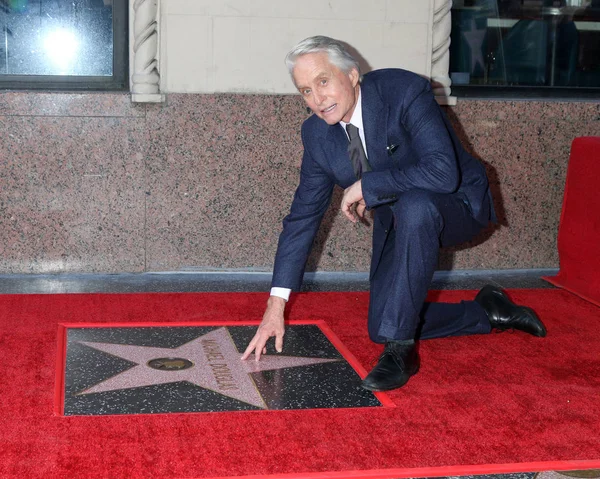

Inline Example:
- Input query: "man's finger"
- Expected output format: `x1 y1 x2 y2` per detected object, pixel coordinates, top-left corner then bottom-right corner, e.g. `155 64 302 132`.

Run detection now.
254 336 268 361
241 335 258 360
342 201 357 223
255 340 267 362
356 202 366 218
254 343 262 361
275 332 284 353
341 201 349 215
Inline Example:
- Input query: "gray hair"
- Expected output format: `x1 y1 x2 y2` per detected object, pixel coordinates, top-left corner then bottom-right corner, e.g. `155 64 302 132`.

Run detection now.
285 36 361 79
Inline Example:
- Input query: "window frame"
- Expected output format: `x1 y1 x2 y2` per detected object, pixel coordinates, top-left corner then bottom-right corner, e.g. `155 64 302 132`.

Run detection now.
452 85 600 100
0 0 128 91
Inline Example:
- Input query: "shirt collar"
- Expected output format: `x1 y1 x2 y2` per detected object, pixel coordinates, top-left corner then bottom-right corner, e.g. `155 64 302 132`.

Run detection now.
339 87 363 132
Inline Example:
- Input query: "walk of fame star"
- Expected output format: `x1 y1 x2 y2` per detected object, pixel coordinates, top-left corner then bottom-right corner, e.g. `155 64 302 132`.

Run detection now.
75 327 340 409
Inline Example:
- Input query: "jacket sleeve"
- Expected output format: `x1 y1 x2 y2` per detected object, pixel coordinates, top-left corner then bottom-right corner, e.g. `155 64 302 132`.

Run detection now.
271 126 335 291
361 80 460 209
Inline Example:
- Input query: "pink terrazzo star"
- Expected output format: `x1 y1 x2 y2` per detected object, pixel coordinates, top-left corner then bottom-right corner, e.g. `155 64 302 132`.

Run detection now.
76 327 339 409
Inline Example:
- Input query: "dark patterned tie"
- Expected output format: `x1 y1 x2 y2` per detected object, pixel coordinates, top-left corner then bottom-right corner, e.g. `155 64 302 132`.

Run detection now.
346 123 371 179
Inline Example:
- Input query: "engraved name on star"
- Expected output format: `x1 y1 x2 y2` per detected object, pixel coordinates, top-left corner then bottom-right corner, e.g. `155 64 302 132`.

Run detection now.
75 327 339 409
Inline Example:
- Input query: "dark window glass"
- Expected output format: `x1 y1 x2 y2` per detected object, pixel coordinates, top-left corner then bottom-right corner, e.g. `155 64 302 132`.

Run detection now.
0 0 127 90
450 0 600 97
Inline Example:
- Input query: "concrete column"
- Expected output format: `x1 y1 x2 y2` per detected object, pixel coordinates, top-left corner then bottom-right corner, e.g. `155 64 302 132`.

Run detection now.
130 0 164 102
431 0 457 106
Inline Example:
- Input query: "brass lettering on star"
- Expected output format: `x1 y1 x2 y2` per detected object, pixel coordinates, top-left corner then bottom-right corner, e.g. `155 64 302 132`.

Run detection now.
201 339 238 391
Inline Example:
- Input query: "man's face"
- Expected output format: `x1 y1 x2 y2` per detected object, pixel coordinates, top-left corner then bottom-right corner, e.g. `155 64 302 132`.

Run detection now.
292 52 360 125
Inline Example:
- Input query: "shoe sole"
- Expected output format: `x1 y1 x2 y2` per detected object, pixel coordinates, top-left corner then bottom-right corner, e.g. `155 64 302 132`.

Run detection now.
360 364 420 392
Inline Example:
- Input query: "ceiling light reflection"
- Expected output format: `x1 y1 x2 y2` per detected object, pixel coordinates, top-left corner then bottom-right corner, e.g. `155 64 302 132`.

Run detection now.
43 28 79 73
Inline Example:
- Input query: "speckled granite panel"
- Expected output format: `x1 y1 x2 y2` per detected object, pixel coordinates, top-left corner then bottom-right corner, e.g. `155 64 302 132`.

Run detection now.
0 115 146 273
441 101 600 270
144 94 373 272
145 95 600 273
1 92 599 274
0 92 145 117
451 99 600 122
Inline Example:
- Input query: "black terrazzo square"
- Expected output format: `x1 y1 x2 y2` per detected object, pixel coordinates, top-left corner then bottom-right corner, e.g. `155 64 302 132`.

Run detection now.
58 323 387 416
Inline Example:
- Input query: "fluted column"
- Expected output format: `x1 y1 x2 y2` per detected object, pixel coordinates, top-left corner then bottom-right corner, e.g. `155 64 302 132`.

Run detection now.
130 0 164 102
431 0 456 106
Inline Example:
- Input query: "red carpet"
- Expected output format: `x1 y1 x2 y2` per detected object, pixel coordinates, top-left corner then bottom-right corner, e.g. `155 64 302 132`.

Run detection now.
544 137 600 306
1 290 600 478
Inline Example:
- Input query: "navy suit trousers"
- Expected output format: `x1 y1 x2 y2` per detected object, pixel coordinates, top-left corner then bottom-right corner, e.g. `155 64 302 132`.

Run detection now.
368 190 492 343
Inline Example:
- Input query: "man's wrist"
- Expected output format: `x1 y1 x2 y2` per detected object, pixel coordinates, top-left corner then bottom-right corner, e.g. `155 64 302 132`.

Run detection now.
267 295 287 315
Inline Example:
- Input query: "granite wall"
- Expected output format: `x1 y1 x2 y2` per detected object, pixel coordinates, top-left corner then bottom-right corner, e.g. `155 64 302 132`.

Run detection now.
1 92 599 274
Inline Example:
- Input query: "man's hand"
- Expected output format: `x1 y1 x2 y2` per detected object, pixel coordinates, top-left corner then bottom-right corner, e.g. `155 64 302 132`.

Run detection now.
341 180 366 223
241 296 286 361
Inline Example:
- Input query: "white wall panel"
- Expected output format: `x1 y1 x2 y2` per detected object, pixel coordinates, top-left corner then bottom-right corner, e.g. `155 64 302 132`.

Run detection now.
160 0 434 93
381 23 430 76
386 0 432 24
163 0 251 17
164 15 214 93
212 17 253 92
248 0 386 22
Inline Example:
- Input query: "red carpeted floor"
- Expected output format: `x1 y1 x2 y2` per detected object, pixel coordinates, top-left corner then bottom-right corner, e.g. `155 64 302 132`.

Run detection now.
1 290 599 479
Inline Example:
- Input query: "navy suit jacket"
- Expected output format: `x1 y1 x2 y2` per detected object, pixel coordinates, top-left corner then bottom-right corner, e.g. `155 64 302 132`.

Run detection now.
272 68 496 291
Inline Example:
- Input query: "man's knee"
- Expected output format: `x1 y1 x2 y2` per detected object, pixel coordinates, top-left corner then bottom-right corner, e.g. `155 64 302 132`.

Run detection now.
390 190 443 230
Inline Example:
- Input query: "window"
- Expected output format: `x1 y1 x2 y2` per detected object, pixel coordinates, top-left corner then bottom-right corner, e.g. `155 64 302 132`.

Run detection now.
450 0 600 98
0 0 128 90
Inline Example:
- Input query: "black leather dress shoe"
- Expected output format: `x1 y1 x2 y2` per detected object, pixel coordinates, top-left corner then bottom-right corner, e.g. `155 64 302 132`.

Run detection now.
475 285 547 337
361 342 419 392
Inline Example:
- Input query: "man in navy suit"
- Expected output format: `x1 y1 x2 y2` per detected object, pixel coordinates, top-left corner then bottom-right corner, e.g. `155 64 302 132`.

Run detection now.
242 36 546 391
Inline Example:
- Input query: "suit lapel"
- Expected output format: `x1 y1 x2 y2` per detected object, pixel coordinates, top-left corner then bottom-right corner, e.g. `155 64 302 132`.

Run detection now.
325 122 357 187
361 80 389 171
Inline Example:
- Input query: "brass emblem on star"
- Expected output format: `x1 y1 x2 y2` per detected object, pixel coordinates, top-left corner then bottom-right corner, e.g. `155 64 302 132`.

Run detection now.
147 357 194 371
